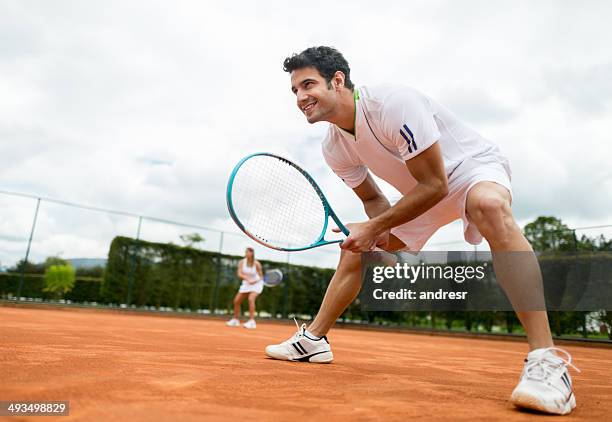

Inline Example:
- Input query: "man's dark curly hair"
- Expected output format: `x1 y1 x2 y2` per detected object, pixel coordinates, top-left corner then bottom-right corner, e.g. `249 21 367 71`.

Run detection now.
283 46 354 90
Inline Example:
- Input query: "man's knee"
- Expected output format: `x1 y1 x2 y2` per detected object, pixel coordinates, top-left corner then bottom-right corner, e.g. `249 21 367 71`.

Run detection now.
476 196 508 221
470 194 518 243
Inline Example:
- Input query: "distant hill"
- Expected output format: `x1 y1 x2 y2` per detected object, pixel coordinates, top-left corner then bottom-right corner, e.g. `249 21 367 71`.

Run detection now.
67 258 107 269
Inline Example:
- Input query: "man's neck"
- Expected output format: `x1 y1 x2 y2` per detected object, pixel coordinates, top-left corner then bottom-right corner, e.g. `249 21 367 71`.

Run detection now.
330 89 356 134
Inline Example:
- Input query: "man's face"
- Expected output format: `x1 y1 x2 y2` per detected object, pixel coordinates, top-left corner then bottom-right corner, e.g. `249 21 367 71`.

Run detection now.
290 67 337 124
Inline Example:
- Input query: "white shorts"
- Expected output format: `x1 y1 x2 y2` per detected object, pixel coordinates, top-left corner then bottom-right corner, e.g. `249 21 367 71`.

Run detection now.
389 155 513 252
238 279 264 294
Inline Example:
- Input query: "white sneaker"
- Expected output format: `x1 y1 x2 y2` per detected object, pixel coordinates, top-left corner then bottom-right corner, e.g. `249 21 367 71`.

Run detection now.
510 347 580 415
243 319 257 329
265 320 333 363
226 318 240 327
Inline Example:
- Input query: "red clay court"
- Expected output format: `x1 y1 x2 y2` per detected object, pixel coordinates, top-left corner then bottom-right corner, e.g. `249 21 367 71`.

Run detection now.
1 305 611 421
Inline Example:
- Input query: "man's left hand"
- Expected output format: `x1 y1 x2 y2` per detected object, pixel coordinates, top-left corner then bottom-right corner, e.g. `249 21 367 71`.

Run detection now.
334 221 389 253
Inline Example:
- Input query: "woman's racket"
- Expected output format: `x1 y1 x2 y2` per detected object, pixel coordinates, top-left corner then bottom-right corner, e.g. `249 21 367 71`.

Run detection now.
226 152 349 251
263 269 283 287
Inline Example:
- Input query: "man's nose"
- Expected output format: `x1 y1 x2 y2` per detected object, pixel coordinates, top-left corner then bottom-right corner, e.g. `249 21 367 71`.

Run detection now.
297 89 308 104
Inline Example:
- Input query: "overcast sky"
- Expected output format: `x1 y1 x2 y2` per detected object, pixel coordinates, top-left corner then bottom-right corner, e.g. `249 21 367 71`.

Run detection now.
1 0 611 268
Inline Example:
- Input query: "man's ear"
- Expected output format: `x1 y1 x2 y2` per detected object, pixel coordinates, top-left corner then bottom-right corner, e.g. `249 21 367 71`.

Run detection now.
334 71 345 90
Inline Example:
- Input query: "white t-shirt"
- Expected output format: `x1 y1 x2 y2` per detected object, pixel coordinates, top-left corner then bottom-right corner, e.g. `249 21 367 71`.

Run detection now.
322 84 509 194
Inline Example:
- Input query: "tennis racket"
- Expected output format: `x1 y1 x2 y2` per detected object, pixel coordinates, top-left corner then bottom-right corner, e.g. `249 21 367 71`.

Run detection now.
263 269 283 287
226 152 349 251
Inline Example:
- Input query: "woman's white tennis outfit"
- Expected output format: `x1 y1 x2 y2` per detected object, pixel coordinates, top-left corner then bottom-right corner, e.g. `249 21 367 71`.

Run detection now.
322 84 513 252
238 259 264 294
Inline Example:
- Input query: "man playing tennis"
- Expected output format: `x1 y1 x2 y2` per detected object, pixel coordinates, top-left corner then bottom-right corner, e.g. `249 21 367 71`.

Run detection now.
265 46 579 415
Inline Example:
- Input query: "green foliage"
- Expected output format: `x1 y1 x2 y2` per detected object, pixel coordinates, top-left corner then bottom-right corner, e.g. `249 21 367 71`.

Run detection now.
598 311 612 340
44 256 68 268
11 259 44 274
524 216 576 252
101 236 218 308
548 311 588 337
100 236 339 315
43 264 76 298
0 273 45 298
523 216 611 252
577 234 612 251
75 266 105 278
0 272 102 302
180 233 205 248
3 222 611 341
504 311 520 333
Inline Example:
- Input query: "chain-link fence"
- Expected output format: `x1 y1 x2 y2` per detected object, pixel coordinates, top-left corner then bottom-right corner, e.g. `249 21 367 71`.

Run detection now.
0 188 343 269
0 189 343 318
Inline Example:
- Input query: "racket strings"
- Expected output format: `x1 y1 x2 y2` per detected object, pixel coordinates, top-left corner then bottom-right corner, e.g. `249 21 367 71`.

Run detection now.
264 269 283 286
231 156 326 249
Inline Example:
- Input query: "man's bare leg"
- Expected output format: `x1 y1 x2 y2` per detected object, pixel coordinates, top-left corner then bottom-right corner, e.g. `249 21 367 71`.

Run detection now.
466 181 553 351
307 236 406 338
306 249 362 337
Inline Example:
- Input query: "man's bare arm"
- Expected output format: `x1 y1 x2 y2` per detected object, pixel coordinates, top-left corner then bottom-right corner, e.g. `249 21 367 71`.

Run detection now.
352 173 391 219
367 141 448 235
339 141 448 252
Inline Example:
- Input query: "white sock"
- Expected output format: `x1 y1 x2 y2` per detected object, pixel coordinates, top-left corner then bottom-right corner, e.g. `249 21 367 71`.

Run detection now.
304 329 320 340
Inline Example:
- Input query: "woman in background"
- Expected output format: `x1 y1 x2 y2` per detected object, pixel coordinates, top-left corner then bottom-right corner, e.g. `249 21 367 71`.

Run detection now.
226 247 263 329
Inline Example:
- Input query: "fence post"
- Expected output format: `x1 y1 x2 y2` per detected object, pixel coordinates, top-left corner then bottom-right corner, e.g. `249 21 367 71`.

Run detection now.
126 216 143 305
211 232 224 313
17 198 41 299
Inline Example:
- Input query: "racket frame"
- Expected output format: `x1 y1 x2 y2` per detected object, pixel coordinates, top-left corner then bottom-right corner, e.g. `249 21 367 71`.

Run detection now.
227 152 349 251
263 268 283 287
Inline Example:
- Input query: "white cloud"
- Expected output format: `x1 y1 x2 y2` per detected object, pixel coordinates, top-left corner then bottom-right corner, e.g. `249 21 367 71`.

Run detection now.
1 0 611 268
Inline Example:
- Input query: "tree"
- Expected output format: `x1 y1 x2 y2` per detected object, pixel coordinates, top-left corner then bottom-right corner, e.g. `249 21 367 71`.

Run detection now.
180 233 205 248
523 216 612 338
593 234 612 251
44 256 68 268
12 259 44 274
599 310 612 340
523 216 576 252
43 264 76 299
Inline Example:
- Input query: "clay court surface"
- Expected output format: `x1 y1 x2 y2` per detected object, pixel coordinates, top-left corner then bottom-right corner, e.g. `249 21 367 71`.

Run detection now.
1 306 611 421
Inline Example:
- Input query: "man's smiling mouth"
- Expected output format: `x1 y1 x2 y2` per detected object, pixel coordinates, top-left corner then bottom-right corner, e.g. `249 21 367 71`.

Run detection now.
302 101 317 112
